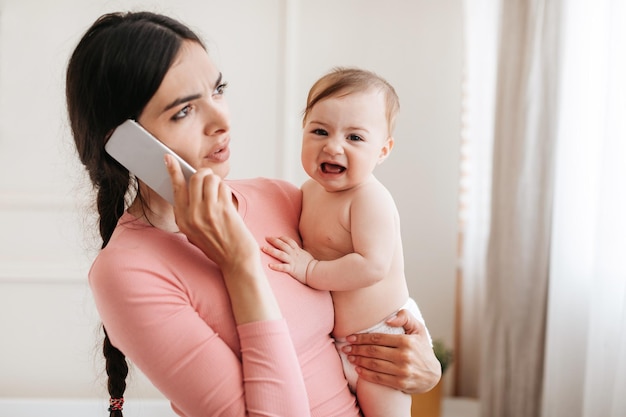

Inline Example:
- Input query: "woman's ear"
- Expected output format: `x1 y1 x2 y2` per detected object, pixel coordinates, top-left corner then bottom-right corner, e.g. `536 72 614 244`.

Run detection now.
377 136 394 164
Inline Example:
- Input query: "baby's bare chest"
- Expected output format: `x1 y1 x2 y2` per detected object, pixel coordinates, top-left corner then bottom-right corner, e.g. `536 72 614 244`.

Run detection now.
299 196 354 259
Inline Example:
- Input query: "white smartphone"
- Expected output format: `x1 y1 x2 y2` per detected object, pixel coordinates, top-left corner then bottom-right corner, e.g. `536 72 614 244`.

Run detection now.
105 119 196 205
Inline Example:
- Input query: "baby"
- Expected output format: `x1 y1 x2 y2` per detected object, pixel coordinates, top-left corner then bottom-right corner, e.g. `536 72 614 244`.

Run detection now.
264 67 430 417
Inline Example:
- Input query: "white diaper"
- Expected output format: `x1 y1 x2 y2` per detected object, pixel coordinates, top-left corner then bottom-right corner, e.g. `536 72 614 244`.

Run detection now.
334 297 427 392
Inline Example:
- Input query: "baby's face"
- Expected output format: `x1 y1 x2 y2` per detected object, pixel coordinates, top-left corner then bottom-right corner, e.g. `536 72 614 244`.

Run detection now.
301 89 393 192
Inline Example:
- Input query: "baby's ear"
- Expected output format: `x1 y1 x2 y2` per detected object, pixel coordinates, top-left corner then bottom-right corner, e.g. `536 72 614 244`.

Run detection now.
377 136 394 164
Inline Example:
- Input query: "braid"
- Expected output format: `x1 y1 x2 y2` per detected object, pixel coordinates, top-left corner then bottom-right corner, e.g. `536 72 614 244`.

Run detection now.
97 161 132 249
97 163 132 417
103 327 128 417
66 11 206 415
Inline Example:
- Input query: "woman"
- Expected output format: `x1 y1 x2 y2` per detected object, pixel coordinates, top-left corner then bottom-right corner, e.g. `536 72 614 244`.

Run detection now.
66 11 440 417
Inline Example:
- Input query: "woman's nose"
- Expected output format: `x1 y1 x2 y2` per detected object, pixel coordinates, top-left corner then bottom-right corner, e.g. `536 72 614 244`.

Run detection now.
203 101 230 135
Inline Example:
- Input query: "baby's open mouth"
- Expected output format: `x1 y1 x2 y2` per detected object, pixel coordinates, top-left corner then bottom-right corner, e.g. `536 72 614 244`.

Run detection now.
321 162 346 174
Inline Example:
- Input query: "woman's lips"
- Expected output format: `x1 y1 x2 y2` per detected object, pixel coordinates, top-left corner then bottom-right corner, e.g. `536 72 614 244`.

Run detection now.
211 146 230 162
206 140 230 162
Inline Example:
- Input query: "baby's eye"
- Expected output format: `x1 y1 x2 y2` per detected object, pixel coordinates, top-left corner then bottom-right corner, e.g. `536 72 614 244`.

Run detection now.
313 128 328 136
172 105 191 121
214 82 228 95
347 134 363 142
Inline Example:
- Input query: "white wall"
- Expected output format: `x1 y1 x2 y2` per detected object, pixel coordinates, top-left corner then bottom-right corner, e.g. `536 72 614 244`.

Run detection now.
0 0 462 399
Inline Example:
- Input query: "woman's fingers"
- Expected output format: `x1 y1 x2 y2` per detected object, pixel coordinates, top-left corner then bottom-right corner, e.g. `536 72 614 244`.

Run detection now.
350 357 415 392
346 331 405 350
345 333 440 393
217 178 234 206
342 337 416 392
386 309 425 335
187 167 218 207
165 154 188 207
344 318 441 394
165 155 223 208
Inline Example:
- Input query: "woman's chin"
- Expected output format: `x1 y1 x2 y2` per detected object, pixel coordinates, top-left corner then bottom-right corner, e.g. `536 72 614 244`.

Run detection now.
214 162 231 179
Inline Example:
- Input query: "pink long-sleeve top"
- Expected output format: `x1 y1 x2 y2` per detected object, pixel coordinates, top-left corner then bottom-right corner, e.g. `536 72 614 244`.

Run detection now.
89 178 360 417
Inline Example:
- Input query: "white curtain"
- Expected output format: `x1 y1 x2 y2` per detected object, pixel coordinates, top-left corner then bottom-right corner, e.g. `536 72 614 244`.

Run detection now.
460 2 562 417
460 1 626 417
480 1 562 416
456 0 499 398
542 1 626 417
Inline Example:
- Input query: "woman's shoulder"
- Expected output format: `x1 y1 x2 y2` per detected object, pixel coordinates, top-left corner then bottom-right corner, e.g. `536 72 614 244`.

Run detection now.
89 214 192 289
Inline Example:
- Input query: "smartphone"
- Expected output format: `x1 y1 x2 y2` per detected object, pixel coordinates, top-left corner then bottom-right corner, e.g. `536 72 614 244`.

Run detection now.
105 119 196 205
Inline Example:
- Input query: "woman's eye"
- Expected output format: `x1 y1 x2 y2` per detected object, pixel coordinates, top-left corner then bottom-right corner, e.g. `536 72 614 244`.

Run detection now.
347 134 363 142
215 82 228 95
172 105 191 120
313 128 328 136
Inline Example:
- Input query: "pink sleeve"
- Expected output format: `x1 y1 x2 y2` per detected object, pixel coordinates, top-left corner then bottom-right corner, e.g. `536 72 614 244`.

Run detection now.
238 321 310 414
90 248 310 417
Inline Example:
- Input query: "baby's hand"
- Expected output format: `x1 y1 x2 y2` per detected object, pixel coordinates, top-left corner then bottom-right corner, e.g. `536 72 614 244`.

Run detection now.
263 236 315 284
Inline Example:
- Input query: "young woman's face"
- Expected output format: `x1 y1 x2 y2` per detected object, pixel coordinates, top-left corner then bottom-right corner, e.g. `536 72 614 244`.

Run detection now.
301 89 393 192
138 40 231 179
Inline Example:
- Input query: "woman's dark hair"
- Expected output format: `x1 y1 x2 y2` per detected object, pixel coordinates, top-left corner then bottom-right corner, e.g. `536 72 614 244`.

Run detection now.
66 11 203 417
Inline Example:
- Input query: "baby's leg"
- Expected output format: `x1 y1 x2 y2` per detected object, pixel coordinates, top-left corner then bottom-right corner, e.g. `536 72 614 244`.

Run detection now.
351 297 424 416
356 377 412 417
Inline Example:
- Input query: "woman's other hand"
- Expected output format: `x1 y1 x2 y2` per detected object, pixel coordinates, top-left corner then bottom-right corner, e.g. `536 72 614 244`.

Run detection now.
342 309 441 394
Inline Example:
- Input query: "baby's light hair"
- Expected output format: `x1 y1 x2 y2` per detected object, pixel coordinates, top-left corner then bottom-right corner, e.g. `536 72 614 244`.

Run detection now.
303 67 400 135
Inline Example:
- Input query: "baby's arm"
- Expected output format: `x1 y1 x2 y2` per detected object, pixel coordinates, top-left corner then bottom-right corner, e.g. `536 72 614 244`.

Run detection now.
264 183 398 291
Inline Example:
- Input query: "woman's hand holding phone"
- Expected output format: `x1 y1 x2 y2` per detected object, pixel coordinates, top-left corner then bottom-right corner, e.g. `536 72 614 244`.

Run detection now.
164 154 256 269
165 155 281 324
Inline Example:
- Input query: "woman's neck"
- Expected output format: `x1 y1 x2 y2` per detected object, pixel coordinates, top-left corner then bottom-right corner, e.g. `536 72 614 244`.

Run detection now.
128 186 179 233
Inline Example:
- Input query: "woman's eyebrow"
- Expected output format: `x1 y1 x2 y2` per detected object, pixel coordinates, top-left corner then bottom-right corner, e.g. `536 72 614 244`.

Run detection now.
163 93 201 112
162 73 223 113
214 72 223 89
